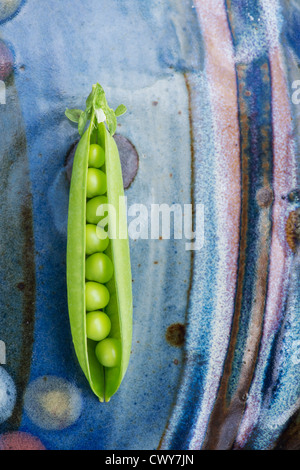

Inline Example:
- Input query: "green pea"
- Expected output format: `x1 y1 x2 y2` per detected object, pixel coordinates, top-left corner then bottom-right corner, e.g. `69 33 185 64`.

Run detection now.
86 195 108 225
86 252 114 284
95 338 121 368
89 143 105 168
66 83 132 402
85 281 110 311
86 311 111 341
86 224 109 255
86 168 107 198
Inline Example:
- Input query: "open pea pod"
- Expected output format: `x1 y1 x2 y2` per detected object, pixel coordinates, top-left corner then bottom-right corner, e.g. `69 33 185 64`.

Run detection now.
66 83 132 402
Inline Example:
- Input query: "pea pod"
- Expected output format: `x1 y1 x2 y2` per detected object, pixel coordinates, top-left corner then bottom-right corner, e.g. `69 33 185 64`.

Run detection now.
66 83 132 402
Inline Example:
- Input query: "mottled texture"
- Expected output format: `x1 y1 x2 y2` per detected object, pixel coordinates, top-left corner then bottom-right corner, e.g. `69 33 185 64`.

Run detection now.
160 0 300 451
285 209 300 253
0 39 13 81
0 0 300 451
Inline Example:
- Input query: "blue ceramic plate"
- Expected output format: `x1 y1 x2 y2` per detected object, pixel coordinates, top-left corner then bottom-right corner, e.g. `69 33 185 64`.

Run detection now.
0 0 299 450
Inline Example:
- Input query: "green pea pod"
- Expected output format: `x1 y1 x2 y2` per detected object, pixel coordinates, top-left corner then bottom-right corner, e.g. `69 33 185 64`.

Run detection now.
66 83 132 402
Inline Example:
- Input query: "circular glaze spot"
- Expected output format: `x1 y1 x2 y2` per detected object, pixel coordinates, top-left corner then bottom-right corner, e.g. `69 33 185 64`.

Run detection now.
113 134 139 189
24 376 82 430
256 187 273 208
0 40 14 81
64 139 79 182
0 431 45 450
0 367 17 424
166 323 186 347
0 1 23 24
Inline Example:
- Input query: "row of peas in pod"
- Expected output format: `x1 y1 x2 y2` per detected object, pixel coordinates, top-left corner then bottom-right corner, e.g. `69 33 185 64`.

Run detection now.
85 142 121 369
66 83 132 402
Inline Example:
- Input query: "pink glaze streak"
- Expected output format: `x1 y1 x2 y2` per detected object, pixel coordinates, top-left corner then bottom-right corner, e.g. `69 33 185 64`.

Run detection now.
190 0 241 448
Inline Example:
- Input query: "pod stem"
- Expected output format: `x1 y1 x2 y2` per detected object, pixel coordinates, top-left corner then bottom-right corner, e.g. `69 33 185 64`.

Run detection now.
65 83 127 137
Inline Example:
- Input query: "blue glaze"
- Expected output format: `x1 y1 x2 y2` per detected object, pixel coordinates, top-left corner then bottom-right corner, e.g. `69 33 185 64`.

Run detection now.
281 0 300 61
224 60 274 402
0 0 300 451
162 71 220 450
0 0 201 450
244 252 300 450
161 0 300 451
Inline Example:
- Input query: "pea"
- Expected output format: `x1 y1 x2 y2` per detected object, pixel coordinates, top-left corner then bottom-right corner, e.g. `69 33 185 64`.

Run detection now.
86 311 111 341
85 281 110 311
89 143 105 168
86 168 107 198
95 338 121 368
86 195 108 225
66 83 132 402
86 252 114 284
86 224 109 255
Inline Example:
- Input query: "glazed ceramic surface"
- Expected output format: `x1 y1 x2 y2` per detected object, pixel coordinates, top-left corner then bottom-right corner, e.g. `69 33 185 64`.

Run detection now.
0 0 299 450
